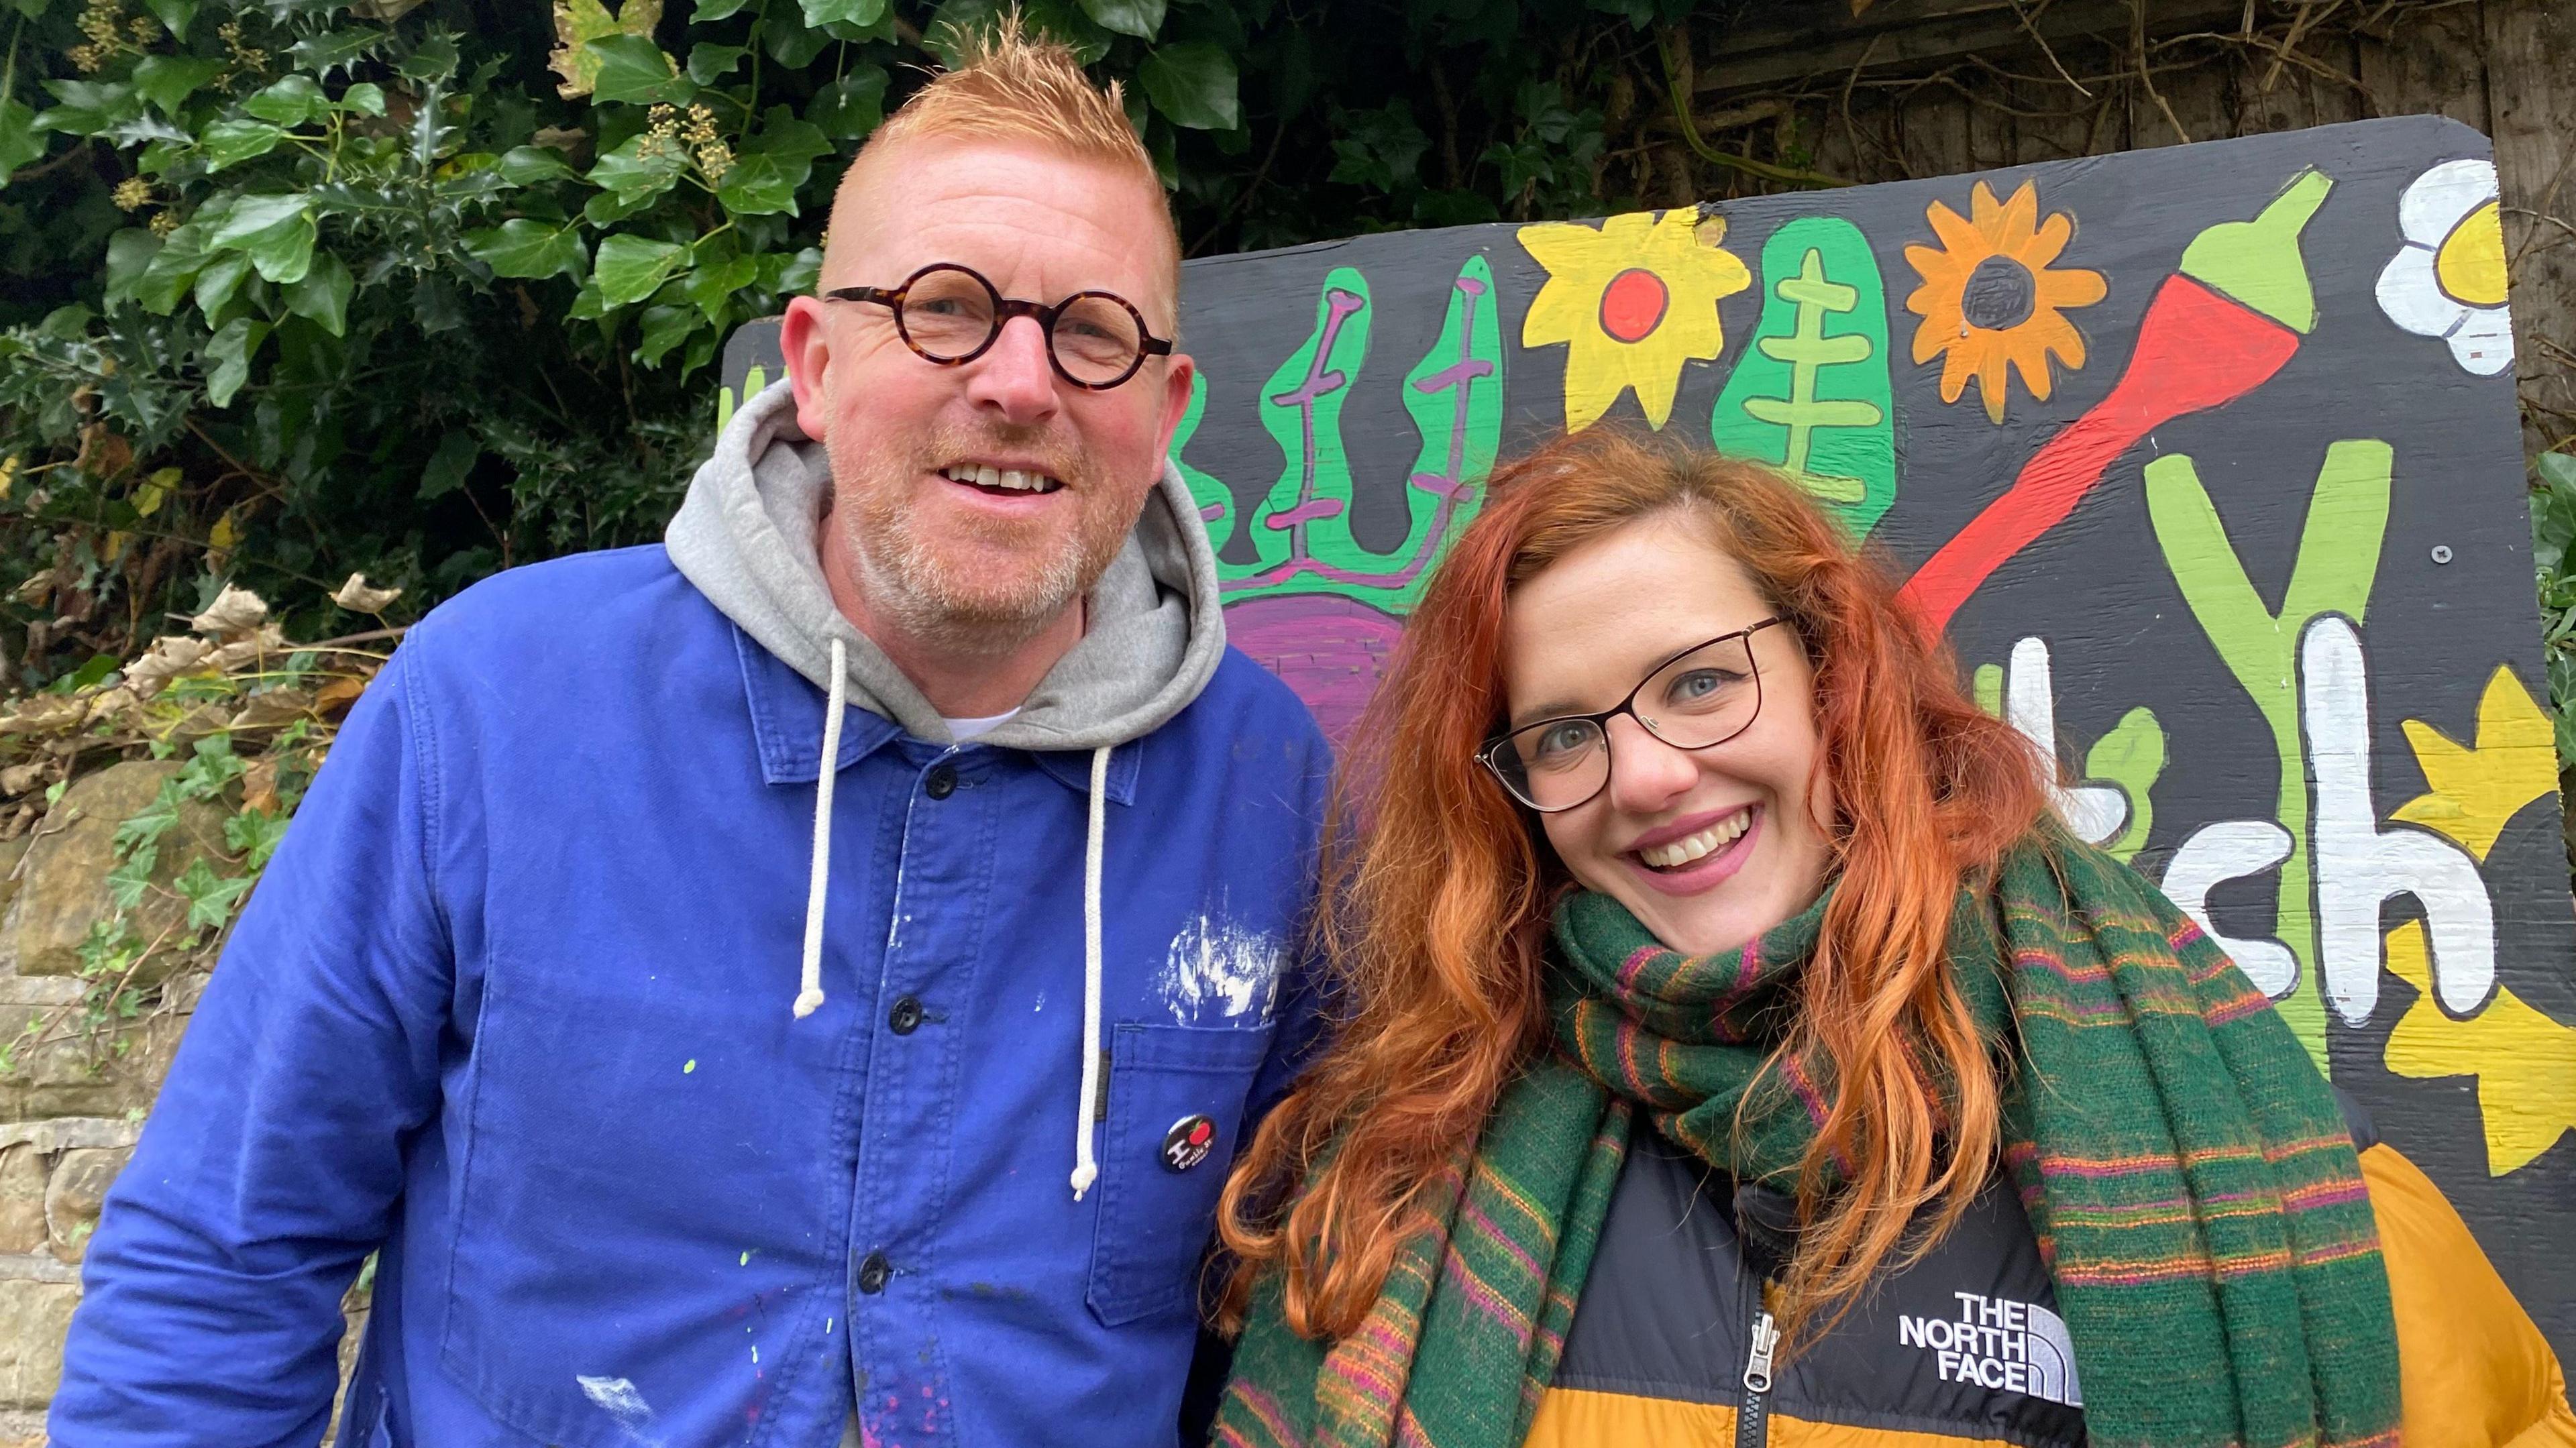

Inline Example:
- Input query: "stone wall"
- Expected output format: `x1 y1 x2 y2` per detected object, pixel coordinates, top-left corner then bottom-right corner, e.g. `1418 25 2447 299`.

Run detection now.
0 636 370 1441
0 763 221 1444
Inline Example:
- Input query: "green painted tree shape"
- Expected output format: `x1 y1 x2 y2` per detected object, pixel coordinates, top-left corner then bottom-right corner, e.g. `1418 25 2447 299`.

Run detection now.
2147 439 2394 1070
1169 372 1236 554
1173 256 1505 612
1742 249 1881 500
1713 217 1898 538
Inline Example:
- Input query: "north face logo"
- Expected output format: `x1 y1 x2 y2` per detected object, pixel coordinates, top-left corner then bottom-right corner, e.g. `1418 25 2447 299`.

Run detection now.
1896 1291 2083 1406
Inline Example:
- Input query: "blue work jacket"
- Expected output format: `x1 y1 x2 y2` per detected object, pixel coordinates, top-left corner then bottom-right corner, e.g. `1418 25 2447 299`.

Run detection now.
49 545 1332 1448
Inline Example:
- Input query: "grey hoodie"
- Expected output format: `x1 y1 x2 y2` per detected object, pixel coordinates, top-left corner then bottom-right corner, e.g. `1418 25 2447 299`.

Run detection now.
665 379 1228 750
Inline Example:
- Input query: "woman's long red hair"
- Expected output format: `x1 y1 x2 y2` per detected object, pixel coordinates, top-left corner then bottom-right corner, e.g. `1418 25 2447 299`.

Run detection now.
1216 427 2049 1345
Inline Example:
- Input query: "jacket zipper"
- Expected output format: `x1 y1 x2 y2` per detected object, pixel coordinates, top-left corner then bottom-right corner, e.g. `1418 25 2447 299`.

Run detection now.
1737 1283 1778 1448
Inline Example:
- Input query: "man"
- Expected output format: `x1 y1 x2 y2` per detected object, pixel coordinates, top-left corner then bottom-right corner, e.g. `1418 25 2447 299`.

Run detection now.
50 23 1330 1448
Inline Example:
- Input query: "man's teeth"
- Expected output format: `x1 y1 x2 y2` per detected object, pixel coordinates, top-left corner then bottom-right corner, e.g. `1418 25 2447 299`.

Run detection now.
1636 810 1753 869
943 465 1058 493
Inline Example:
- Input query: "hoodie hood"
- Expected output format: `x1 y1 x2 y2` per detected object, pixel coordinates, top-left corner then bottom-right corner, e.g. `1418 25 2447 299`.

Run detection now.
666 378 1227 752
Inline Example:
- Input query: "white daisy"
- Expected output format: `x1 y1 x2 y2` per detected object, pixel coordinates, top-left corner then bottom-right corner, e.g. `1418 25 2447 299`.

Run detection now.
2375 158 2516 377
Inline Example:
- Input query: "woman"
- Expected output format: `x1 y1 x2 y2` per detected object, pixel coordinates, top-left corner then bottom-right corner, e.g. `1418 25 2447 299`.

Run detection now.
1211 429 2575 1448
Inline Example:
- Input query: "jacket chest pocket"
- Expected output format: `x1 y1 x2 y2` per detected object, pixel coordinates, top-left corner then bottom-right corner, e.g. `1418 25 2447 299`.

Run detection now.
1086 1022 1272 1327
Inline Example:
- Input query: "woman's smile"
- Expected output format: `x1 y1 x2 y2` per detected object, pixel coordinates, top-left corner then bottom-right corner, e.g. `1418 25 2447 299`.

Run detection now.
1623 803 1761 893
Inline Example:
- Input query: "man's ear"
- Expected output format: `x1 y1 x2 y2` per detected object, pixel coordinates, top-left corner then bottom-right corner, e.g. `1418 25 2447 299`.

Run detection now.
781 294 833 441
1154 353 1197 461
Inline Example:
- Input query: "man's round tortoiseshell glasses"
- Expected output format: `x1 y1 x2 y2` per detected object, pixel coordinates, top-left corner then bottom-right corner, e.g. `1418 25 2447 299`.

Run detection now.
824 262 1174 390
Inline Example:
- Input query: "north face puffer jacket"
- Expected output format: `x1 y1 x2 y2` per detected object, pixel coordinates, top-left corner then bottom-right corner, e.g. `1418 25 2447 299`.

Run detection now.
1527 1099 2576 1448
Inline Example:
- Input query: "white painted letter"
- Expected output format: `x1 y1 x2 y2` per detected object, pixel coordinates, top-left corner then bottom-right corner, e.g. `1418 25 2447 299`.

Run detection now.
2161 820 2300 999
2004 637 2129 846
2300 615 2496 1021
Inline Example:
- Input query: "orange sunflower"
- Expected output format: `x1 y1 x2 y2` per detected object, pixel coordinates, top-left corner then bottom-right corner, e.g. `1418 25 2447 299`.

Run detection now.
1903 180 2106 424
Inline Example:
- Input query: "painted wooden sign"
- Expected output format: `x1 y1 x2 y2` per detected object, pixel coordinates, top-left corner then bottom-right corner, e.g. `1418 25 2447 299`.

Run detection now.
721 115 2576 1357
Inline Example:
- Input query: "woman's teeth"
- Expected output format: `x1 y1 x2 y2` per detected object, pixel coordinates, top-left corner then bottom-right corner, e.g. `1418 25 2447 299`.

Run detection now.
943 464 1060 494
1636 809 1752 870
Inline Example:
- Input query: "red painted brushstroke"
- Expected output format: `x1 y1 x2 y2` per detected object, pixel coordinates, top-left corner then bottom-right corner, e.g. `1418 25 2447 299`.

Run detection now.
1898 274 2301 630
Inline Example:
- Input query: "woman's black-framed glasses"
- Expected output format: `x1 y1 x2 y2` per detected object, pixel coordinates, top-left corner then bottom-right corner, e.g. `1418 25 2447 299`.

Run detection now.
822 262 1174 391
1478 618 1786 814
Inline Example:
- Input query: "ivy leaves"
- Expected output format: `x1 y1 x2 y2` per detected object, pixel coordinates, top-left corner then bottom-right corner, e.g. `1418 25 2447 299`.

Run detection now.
0 97 46 180
593 233 686 307
7 0 1256 416
588 35 693 107
2530 451 2576 767
207 194 317 284
462 219 587 280
1139 43 1238 131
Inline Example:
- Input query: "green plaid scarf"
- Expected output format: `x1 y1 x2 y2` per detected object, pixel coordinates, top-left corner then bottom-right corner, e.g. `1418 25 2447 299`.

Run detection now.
1214 831 2401 1448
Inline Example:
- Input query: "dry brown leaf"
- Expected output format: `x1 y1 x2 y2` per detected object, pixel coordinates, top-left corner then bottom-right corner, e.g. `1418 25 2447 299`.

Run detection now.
121 636 215 698
314 675 370 718
239 756 279 815
82 686 140 729
209 624 288 674
0 761 48 797
0 695 89 736
74 424 133 480
190 584 271 638
227 688 316 734
170 701 234 742
331 573 403 613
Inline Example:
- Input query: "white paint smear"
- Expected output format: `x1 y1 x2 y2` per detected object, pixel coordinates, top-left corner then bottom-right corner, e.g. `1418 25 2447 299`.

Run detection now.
578 1375 663 1448
1159 915 1283 1024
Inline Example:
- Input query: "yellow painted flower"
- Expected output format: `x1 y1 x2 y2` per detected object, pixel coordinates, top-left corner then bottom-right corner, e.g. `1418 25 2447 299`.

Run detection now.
2393 665 2557 860
2375 158 2515 377
1902 180 2106 425
2380 665 2572 1176
1518 209 1751 432
2382 922 2576 1176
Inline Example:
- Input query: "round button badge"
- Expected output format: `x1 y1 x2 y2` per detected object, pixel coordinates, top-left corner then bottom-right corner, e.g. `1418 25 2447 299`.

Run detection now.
1161 1114 1217 1172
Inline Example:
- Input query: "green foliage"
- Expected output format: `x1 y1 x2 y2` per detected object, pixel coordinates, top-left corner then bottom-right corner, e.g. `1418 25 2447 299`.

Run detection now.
2 719 321 1073
2529 449 2576 776
0 0 1703 687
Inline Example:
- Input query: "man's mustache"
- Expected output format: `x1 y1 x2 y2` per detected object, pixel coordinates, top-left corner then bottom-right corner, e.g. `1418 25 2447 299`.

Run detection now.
922 423 1085 488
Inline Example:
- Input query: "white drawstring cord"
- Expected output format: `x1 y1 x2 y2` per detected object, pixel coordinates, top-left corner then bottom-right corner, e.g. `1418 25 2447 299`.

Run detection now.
794 636 848 1019
1069 744 1110 1200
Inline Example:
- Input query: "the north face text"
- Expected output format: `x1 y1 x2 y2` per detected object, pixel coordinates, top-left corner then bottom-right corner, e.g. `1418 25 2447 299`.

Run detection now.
1897 1292 2084 1406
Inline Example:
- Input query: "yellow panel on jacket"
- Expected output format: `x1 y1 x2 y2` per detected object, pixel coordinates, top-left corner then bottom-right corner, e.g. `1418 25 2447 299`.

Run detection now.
2363 1144 2576 1447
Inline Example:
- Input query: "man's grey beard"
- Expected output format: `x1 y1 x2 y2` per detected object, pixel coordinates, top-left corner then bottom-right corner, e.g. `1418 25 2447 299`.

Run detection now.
825 425 1128 657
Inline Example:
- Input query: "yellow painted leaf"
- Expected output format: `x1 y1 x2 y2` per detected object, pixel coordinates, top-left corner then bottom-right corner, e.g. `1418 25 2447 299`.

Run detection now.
2383 921 2576 1175
2393 665 2558 861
